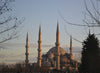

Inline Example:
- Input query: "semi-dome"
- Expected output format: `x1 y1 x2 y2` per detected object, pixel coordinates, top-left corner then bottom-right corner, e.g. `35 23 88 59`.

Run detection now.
60 55 70 65
42 61 51 67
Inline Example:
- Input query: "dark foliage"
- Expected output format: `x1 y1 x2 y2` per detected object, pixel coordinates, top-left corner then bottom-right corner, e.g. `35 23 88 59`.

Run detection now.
79 34 100 73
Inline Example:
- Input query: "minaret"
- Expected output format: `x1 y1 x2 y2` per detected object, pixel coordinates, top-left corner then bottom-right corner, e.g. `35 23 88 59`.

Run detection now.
37 25 42 68
55 20 60 70
70 35 73 60
25 32 29 67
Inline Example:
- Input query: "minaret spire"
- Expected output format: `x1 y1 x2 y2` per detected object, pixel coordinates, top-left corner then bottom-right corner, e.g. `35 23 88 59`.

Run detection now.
89 26 91 36
39 24 41 40
55 20 60 70
25 32 29 67
56 20 59 43
70 35 73 60
37 24 42 68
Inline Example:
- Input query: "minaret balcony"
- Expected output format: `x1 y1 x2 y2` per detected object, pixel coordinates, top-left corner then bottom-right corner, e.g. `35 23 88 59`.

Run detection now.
55 42 60 46
38 57 42 60
25 53 29 55
38 49 42 51
37 57 42 59
38 40 42 43
25 45 29 48
25 60 29 63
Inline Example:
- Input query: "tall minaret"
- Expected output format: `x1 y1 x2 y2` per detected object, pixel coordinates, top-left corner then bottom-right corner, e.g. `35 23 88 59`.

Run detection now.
37 25 42 68
70 35 73 60
25 32 29 66
55 20 60 70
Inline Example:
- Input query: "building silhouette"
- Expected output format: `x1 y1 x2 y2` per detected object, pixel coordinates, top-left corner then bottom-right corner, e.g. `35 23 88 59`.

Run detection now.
25 21 79 71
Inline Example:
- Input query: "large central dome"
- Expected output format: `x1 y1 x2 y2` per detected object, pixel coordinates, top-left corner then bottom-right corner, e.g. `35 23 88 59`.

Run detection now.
47 47 67 56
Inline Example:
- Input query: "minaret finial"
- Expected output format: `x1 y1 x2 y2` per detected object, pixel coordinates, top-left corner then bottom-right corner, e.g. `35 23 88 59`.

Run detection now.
55 20 60 70
89 26 91 36
25 32 29 68
38 24 42 68
70 35 73 60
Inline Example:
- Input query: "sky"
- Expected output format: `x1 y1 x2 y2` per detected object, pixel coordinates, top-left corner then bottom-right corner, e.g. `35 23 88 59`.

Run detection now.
13 0 85 46
0 0 100 64
11 0 99 47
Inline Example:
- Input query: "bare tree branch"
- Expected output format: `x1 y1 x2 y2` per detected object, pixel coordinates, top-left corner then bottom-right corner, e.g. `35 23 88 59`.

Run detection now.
0 0 12 15
58 0 100 43
90 0 100 16
0 0 24 43
0 32 19 43
0 17 12 25
58 9 100 27
84 0 100 25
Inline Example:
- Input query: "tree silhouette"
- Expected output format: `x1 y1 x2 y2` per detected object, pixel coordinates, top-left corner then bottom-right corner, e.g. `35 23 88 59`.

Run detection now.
79 34 100 73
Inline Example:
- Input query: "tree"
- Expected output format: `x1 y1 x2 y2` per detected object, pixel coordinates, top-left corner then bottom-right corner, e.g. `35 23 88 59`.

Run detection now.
79 34 100 73
0 0 24 43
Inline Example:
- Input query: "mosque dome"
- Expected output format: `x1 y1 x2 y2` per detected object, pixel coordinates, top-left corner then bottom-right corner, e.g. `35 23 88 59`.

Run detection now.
47 47 67 56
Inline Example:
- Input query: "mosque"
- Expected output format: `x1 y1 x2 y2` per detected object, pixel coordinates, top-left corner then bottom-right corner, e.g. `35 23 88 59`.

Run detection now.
25 21 79 72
